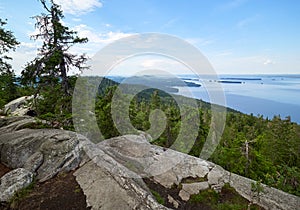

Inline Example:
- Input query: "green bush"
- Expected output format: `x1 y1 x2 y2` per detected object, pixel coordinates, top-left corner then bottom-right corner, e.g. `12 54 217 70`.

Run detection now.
150 189 165 205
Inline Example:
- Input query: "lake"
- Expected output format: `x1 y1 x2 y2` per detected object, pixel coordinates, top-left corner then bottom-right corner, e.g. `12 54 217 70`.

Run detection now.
176 75 300 123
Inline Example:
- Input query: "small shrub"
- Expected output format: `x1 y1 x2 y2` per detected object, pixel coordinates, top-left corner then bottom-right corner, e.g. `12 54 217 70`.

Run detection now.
9 179 36 208
150 189 165 205
74 185 82 193
189 189 219 204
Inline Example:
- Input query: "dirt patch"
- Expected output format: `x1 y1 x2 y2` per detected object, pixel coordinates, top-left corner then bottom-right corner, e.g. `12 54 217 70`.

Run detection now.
0 170 90 210
0 163 11 177
144 178 214 210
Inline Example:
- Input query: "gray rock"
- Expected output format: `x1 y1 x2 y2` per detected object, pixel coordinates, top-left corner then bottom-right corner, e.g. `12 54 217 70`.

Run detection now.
4 96 33 116
0 117 86 182
23 152 44 173
74 160 169 210
208 165 229 185
98 135 212 188
207 165 230 192
96 135 300 210
230 173 300 210
0 116 29 127
0 117 36 133
1 116 299 210
167 195 179 208
0 168 33 202
179 182 210 201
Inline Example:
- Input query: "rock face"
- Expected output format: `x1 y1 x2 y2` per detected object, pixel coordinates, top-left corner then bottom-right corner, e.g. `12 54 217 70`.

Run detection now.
0 117 85 182
0 116 299 210
0 117 168 209
75 161 168 210
179 182 209 201
0 168 33 202
96 134 300 210
3 96 33 116
74 136 169 210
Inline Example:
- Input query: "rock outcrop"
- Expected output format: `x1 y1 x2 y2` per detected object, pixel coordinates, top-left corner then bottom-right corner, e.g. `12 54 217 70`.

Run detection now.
0 117 168 209
0 116 299 209
75 161 168 210
0 116 85 182
0 168 33 202
3 96 33 116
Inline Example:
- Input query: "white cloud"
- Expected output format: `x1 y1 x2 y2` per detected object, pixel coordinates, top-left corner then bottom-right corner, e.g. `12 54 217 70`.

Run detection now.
100 31 134 44
72 18 82 22
19 42 39 49
53 0 102 15
107 56 192 76
10 23 134 74
73 24 133 44
7 42 39 75
263 59 274 65
27 27 40 37
140 59 175 68
73 24 102 43
138 58 188 73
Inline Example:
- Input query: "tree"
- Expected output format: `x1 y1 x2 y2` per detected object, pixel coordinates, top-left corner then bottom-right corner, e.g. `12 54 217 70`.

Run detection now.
95 86 120 139
0 18 19 72
0 72 18 108
21 0 88 115
0 18 19 108
150 90 161 110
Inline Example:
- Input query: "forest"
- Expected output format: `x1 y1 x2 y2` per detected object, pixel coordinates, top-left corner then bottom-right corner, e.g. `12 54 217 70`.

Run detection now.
93 83 300 196
0 0 299 198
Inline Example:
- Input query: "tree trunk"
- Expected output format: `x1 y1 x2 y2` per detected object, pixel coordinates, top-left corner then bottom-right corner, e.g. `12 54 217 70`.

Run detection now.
60 58 69 95
245 140 249 176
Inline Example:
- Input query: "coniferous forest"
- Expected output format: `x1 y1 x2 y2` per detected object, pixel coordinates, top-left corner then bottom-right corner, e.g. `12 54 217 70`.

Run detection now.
0 0 299 199
94 84 300 196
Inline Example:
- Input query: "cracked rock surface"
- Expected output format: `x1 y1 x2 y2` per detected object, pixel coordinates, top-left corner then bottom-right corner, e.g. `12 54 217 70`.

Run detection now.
1 117 299 210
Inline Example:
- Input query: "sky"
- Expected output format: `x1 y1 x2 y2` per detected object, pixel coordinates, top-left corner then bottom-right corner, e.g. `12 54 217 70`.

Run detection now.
1 0 300 76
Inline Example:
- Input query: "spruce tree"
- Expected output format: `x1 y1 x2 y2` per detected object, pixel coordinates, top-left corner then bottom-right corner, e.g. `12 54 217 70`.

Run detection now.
0 18 19 108
21 0 88 119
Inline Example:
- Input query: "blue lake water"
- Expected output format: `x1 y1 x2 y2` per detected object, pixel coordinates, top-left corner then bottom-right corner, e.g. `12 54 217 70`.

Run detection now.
176 75 300 123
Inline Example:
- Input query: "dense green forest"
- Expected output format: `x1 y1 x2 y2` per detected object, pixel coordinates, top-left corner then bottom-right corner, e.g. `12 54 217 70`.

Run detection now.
0 0 299 198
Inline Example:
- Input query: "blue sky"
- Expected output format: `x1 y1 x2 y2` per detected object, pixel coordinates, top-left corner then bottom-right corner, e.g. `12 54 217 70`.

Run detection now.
1 0 300 75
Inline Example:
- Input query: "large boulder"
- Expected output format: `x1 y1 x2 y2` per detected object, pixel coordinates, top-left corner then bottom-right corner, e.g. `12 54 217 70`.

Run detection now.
0 117 87 182
0 168 33 202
